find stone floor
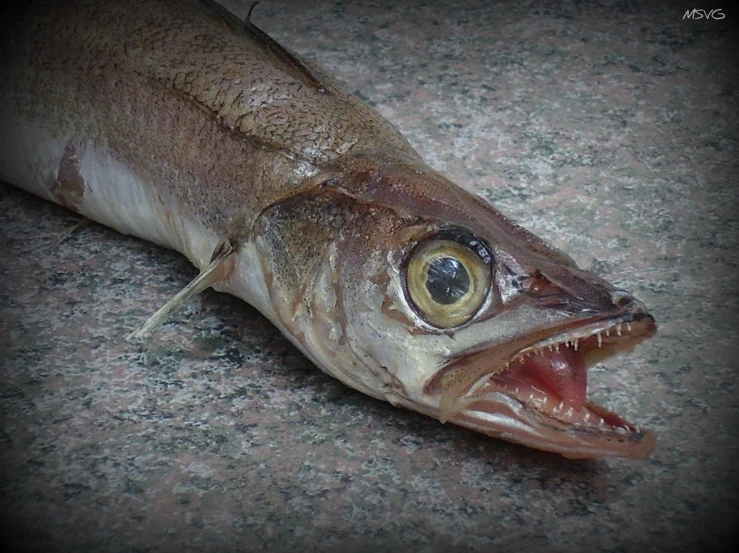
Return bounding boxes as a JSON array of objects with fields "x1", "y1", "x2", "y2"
[{"x1": 1, "y1": 0, "x2": 736, "y2": 551}]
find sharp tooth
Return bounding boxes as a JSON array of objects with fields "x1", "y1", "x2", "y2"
[
  {"x1": 597, "y1": 332, "x2": 602, "y2": 347},
  {"x1": 584, "y1": 412, "x2": 592, "y2": 424},
  {"x1": 555, "y1": 343, "x2": 560, "y2": 352},
  {"x1": 626, "y1": 322, "x2": 632, "y2": 332},
  {"x1": 616, "y1": 323, "x2": 622, "y2": 336},
  {"x1": 514, "y1": 387, "x2": 520, "y2": 395},
  {"x1": 574, "y1": 338, "x2": 579, "y2": 351},
  {"x1": 615, "y1": 426, "x2": 628, "y2": 435},
  {"x1": 556, "y1": 401, "x2": 564, "y2": 412},
  {"x1": 605, "y1": 327, "x2": 610, "y2": 337},
  {"x1": 565, "y1": 407, "x2": 574, "y2": 418}
]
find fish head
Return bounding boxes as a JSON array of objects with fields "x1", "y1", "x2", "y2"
[{"x1": 256, "y1": 153, "x2": 656, "y2": 459}]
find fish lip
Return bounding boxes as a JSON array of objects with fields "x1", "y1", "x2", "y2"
[{"x1": 429, "y1": 311, "x2": 657, "y2": 459}]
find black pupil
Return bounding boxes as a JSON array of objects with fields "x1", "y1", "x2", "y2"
[{"x1": 426, "y1": 256, "x2": 470, "y2": 305}]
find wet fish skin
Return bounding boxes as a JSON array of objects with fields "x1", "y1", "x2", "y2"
[{"x1": 0, "y1": 0, "x2": 656, "y2": 458}]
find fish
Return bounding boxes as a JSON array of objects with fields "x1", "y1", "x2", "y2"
[{"x1": 0, "y1": 0, "x2": 657, "y2": 459}]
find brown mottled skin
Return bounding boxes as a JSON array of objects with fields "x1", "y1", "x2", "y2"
[
  {"x1": 1, "y1": 0, "x2": 415, "y2": 238},
  {"x1": 0, "y1": 0, "x2": 657, "y2": 458}
]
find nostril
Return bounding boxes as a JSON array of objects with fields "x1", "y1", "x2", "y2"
[
  {"x1": 611, "y1": 290, "x2": 634, "y2": 308},
  {"x1": 611, "y1": 290, "x2": 650, "y2": 314}
]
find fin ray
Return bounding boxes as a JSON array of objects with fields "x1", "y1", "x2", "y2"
[{"x1": 127, "y1": 238, "x2": 237, "y2": 340}]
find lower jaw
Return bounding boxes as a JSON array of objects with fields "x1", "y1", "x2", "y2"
[{"x1": 451, "y1": 392, "x2": 656, "y2": 459}]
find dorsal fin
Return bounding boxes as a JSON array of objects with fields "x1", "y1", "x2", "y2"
[{"x1": 197, "y1": 0, "x2": 328, "y2": 93}]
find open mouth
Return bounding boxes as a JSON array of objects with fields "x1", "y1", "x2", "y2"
[{"x1": 431, "y1": 313, "x2": 657, "y2": 459}]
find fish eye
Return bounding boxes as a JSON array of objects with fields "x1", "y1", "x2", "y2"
[{"x1": 405, "y1": 230, "x2": 492, "y2": 328}]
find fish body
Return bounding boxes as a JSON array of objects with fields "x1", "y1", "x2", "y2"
[{"x1": 0, "y1": 0, "x2": 656, "y2": 458}]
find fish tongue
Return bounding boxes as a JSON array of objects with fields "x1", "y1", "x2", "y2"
[{"x1": 516, "y1": 347, "x2": 588, "y2": 410}]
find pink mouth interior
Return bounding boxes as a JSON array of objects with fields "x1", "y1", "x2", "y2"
[
  {"x1": 480, "y1": 342, "x2": 637, "y2": 430},
  {"x1": 444, "y1": 318, "x2": 658, "y2": 457},
  {"x1": 499, "y1": 347, "x2": 588, "y2": 409},
  {"x1": 437, "y1": 317, "x2": 657, "y2": 442}
]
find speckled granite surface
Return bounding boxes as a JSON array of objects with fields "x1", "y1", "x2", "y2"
[{"x1": 1, "y1": 1, "x2": 737, "y2": 552}]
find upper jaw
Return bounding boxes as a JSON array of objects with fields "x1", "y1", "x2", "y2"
[{"x1": 428, "y1": 310, "x2": 657, "y2": 459}]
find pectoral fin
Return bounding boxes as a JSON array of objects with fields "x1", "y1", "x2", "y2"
[
  {"x1": 127, "y1": 238, "x2": 237, "y2": 340},
  {"x1": 54, "y1": 218, "x2": 89, "y2": 247}
]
